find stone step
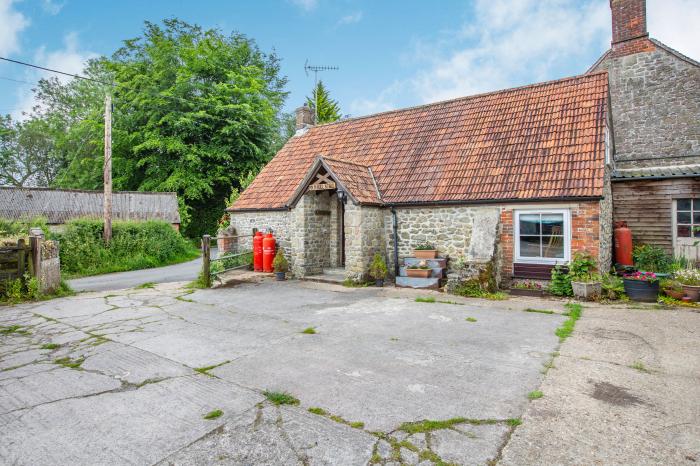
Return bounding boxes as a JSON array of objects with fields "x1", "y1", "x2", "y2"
[
  {"x1": 399, "y1": 266, "x2": 444, "y2": 279},
  {"x1": 403, "y1": 257, "x2": 447, "y2": 268},
  {"x1": 395, "y1": 276, "x2": 441, "y2": 289}
]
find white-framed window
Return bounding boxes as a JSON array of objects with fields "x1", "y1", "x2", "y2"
[
  {"x1": 514, "y1": 209, "x2": 571, "y2": 264},
  {"x1": 604, "y1": 125, "x2": 611, "y2": 165},
  {"x1": 674, "y1": 198, "x2": 700, "y2": 238}
]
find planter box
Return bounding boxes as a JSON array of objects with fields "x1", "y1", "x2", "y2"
[
  {"x1": 509, "y1": 288, "x2": 546, "y2": 297},
  {"x1": 571, "y1": 281, "x2": 602, "y2": 301},
  {"x1": 682, "y1": 285, "x2": 700, "y2": 301},
  {"x1": 413, "y1": 249, "x2": 438, "y2": 259},
  {"x1": 407, "y1": 268, "x2": 432, "y2": 278},
  {"x1": 623, "y1": 279, "x2": 659, "y2": 302}
]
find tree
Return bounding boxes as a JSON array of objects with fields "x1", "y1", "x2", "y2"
[
  {"x1": 0, "y1": 115, "x2": 61, "y2": 187},
  {"x1": 26, "y1": 19, "x2": 289, "y2": 237},
  {"x1": 306, "y1": 80, "x2": 341, "y2": 124}
]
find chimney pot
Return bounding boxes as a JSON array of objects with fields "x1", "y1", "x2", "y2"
[{"x1": 295, "y1": 103, "x2": 314, "y2": 130}]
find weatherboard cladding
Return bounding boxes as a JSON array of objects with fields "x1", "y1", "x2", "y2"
[
  {"x1": 231, "y1": 72, "x2": 608, "y2": 211},
  {"x1": 0, "y1": 187, "x2": 181, "y2": 224}
]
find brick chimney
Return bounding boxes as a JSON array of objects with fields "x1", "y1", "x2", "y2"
[
  {"x1": 295, "y1": 103, "x2": 314, "y2": 130},
  {"x1": 610, "y1": 0, "x2": 654, "y2": 56}
]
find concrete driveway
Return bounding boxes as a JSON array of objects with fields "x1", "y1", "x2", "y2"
[
  {"x1": 66, "y1": 250, "x2": 212, "y2": 292},
  {"x1": 0, "y1": 279, "x2": 565, "y2": 465}
]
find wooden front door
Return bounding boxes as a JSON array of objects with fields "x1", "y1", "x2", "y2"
[{"x1": 673, "y1": 198, "x2": 700, "y2": 260}]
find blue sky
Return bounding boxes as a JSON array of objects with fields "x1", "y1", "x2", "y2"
[{"x1": 1, "y1": 0, "x2": 699, "y2": 119}]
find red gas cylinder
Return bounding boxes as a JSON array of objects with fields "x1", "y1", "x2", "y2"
[
  {"x1": 614, "y1": 221, "x2": 633, "y2": 266},
  {"x1": 253, "y1": 231, "x2": 264, "y2": 272},
  {"x1": 262, "y1": 233, "x2": 276, "y2": 273}
]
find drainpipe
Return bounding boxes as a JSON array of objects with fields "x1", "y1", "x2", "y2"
[{"x1": 391, "y1": 207, "x2": 399, "y2": 278}]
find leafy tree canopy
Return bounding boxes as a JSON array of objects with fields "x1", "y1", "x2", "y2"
[
  {"x1": 8, "y1": 18, "x2": 289, "y2": 237},
  {"x1": 306, "y1": 80, "x2": 341, "y2": 124}
]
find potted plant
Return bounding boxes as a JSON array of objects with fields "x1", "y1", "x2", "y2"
[
  {"x1": 406, "y1": 260, "x2": 432, "y2": 278},
  {"x1": 369, "y1": 253, "x2": 388, "y2": 287},
  {"x1": 622, "y1": 271, "x2": 659, "y2": 302},
  {"x1": 272, "y1": 250, "x2": 288, "y2": 281},
  {"x1": 413, "y1": 242, "x2": 438, "y2": 259},
  {"x1": 673, "y1": 268, "x2": 700, "y2": 301},
  {"x1": 568, "y1": 252, "x2": 602, "y2": 300},
  {"x1": 660, "y1": 278, "x2": 685, "y2": 300}
]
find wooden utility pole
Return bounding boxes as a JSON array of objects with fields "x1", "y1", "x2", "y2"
[{"x1": 103, "y1": 93, "x2": 112, "y2": 243}]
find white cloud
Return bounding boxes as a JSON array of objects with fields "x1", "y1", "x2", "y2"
[
  {"x1": 648, "y1": 0, "x2": 700, "y2": 60},
  {"x1": 288, "y1": 0, "x2": 318, "y2": 12},
  {"x1": 0, "y1": 0, "x2": 30, "y2": 56},
  {"x1": 337, "y1": 11, "x2": 363, "y2": 26},
  {"x1": 352, "y1": 0, "x2": 610, "y2": 115},
  {"x1": 41, "y1": 0, "x2": 65, "y2": 15},
  {"x1": 12, "y1": 32, "x2": 98, "y2": 119}
]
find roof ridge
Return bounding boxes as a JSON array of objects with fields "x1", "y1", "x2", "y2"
[
  {"x1": 321, "y1": 156, "x2": 369, "y2": 168},
  {"x1": 0, "y1": 186, "x2": 178, "y2": 196},
  {"x1": 308, "y1": 71, "x2": 608, "y2": 130}
]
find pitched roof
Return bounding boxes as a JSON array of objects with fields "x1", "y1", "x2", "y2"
[
  {"x1": 587, "y1": 38, "x2": 700, "y2": 74},
  {"x1": 231, "y1": 72, "x2": 609, "y2": 211},
  {"x1": 0, "y1": 187, "x2": 181, "y2": 224}
]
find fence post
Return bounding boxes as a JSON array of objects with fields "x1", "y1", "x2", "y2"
[
  {"x1": 29, "y1": 228, "x2": 44, "y2": 282},
  {"x1": 17, "y1": 239, "x2": 26, "y2": 280},
  {"x1": 202, "y1": 234, "x2": 211, "y2": 288}
]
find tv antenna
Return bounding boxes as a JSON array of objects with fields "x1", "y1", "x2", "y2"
[{"x1": 304, "y1": 59, "x2": 338, "y2": 123}]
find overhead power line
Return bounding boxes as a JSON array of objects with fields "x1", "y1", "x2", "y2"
[
  {"x1": 0, "y1": 75, "x2": 36, "y2": 85},
  {"x1": 0, "y1": 56, "x2": 111, "y2": 85}
]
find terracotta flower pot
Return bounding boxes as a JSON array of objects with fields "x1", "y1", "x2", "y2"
[
  {"x1": 682, "y1": 285, "x2": 700, "y2": 301},
  {"x1": 664, "y1": 289, "x2": 685, "y2": 300},
  {"x1": 413, "y1": 249, "x2": 438, "y2": 259},
  {"x1": 407, "y1": 268, "x2": 432, "y2": 278}
]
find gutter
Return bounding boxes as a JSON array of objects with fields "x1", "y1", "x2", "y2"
[
  {"x1": 382, "y1": 195, "x2": 604, "y2": 208},
  {"x1": 226, "y1": 207, "x2": 290, "y2": 213}
]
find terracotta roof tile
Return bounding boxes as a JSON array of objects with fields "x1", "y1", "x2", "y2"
[{"x1": 231, "y1": 72, "x2": 608, "y2": 210}]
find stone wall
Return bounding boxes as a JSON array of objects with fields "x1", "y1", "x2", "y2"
[
  {"x1": 382, "y1": 206, "x2": 500, "y2": 275},
  {"x1": 289, "y1": 192, "x2": 333, "y2": 276},
  {"x1": 592, "y1": 45, "x2": 700, "y2": 168},
  {"x1": 345, "y1": 204, "x2": 385, "y2": 281},
  {"x1": 227, "y1": 209, "x2": 291, "y2": 265}
]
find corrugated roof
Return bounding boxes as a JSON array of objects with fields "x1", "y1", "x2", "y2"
[
  {"x1": 231, "y1": 72, "x2": 608, "y2": 210},
  {"x1": 0, "y1": 187, "x2": 181, "y2": 224},
  {"x1": 613, "y1": 164, "x2": 700, "y2": 180}
]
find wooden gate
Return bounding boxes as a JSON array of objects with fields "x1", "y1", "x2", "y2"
[{"x1": 0, "y1": 239, "x2": 31, "y2": 285}]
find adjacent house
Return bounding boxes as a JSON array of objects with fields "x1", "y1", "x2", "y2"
[
  {"x1": 0, "y1": 187, "x2": 181, "y2": 231},
  {"x1": 588, "y1": 0, "x2": 700, "y2": 260},
  {"x1": 227, "y1": 73, "x2": 612, "y2": 284}
]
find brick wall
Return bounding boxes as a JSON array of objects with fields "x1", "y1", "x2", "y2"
[
  {"x1": 499, "y1": 202, "x2": 607, "y2": 281},
  {"x1": 611, "y1": 0, "x2": 648, "y2": 46}
]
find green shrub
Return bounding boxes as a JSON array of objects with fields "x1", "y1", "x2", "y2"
[
  {"x1": 600, "y1": 273, "x2": 625, "y2": 300},
  {"x1": 55, "y1": 219, "x2": 199, "y2": 278},
  {"x1": 272, "y1": 250, "x2": 288, "y2": 273},
  {"x1": 368, "y1": 253, "x2": 387, "y2": 280},
  {"x1": 549, "y1": 265, "x2": 573, "y2": 296},
  {"x1": 632, "y1": 244, "x2": 672, "y2": 273},
  {"x1": 568, "y1": 251, "x2": 598, "y2": 281}
]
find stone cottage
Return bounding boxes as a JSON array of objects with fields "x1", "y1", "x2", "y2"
[
  {"x1": 227, "y1": 72, "x2": 613, "y2": 284},
  {"x1": 588, "y1": 0, "x2": 700, "y2": 260}
]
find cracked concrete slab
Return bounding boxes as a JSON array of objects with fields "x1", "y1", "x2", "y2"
[
  {"x1": 0, "y1": 376, "x2": 262, "y2": 465},
  {"x1": 500, "y1": 305, "x2": 700, "y2": 465},
  {"x1": 159, "y1": 404, "x2": 376, "y2": 465},
  {"x1": 1, "y1": 279, "x2": 575, "y2": 465}
]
